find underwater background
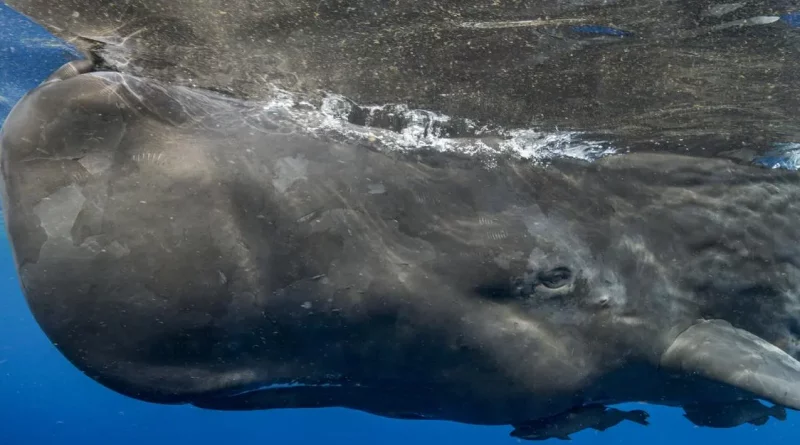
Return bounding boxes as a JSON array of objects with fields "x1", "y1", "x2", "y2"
[{"x1": 0, "y1": 3, "x2": 798, "y2": 444}]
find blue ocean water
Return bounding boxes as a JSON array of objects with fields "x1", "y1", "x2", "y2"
[{"x1": 0, "y1": 3, "x2": 797, "y2": 444}]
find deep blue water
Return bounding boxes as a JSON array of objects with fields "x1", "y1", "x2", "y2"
[{"x1": 0, "y1": 3, "x2": 798, "y2": 444}]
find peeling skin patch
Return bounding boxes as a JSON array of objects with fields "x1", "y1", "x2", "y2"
[
  {"x1": 78, "y1": 153, "x2": 112, "y2": 175},
  {"x1": 367, "y1": 183, "x2": 386, "y2": 195},
  {"x1": 704, "y1": 3, "x2": 746, "y2": 17},
  {"x1": 33, "y1": 185, "x2": 86, "y2": 239},
  {"x1": 272, "y1": 156, "x2": 309, "y2": 193}
]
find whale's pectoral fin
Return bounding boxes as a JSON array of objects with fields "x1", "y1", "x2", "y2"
[
  {"x1": 681, "y1": 400, "x2": 787, "y2": 428},
  {"x1": 43, "y1": 60, "x2": 95, "y2": 84},
  {"x1": 510, "y1": 404, "x2": 646, "y2": 441},
  {"x1": 661, "y1": 319, "x2": 800, "y2": 410},
  {"x1": 594, "y1": 408, "x2": 650, "y2": 430}
]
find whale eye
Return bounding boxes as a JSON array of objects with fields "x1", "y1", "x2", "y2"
[{"x1": 537, "y1": 266, "x2": 573, "y2": 289}]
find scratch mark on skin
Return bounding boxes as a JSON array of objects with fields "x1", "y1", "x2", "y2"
[
  {"x1": 131, "y1": 152, "x2": 168, "y2": 168},
  {"x1": 459, "y1": 18, "x2": 589, "y2": 30},
  {"x1": 76, "y1": 26, "x2": 146, "y2": 48}
]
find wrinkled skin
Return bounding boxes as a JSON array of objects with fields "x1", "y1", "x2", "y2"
[
  {"x1": 5, "y1": 0, "x2": 800, "y2": 437},
  {"x1": 3, "y1": 61, "x2": 800, "y2": 437}
]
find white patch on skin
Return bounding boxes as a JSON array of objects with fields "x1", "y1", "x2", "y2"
[
  {"x1": 31, "y1": 185, "x2": 107, "y2": 261},
  {"x1": 78, "y1": 153, "x2": 113, "y2": 175},
  {"x1": 615, "y1": 234, "x2": 677, "y2": 301},
  {"x1": 493, "y1": 251, "x2": 526, "y2": 270},
  {"x1": 33, "y1": 185, "x2": 86, "y2": 240},
  {"x1": 367, "y1": 183, "x2": 386, "y2": 194},
  {"x1": 704, "y1": 3, "x2": 746, "y2": 17},
  {"x1": 142, "y1": 135, "x2": 215, "y2": 182},
  {"x1": 272, "y1": 156, "x2": 309, "y2": 193},
  {"x1": 706, "y1": 16, "x2": 781, "y2": 33}
]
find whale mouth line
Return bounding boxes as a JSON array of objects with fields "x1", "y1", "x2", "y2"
[
  {"x1": 206, "y1": 377, "x2": 371, "y2": 400},
  {"x1": 224, "y1": 380, "x2": 358, "y2": 398}
]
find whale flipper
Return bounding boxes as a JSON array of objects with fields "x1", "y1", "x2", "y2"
[
  {"x1": 681, "y1": 400, "x2": 788, "y2": 428},
  {"x1": 661, "y1": 319, "x2": 800, "y2": 410},
  {"x1": 510, "y1": 405, "x2": 650, "y2": 441}
]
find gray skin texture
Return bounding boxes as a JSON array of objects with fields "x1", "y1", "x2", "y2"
[
  {"x1": 4, "y1": 61, "x2": 800, "y2": 436},
  {"x1": 4, "y1": 0, "x2": 800, "y2": 156}
]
